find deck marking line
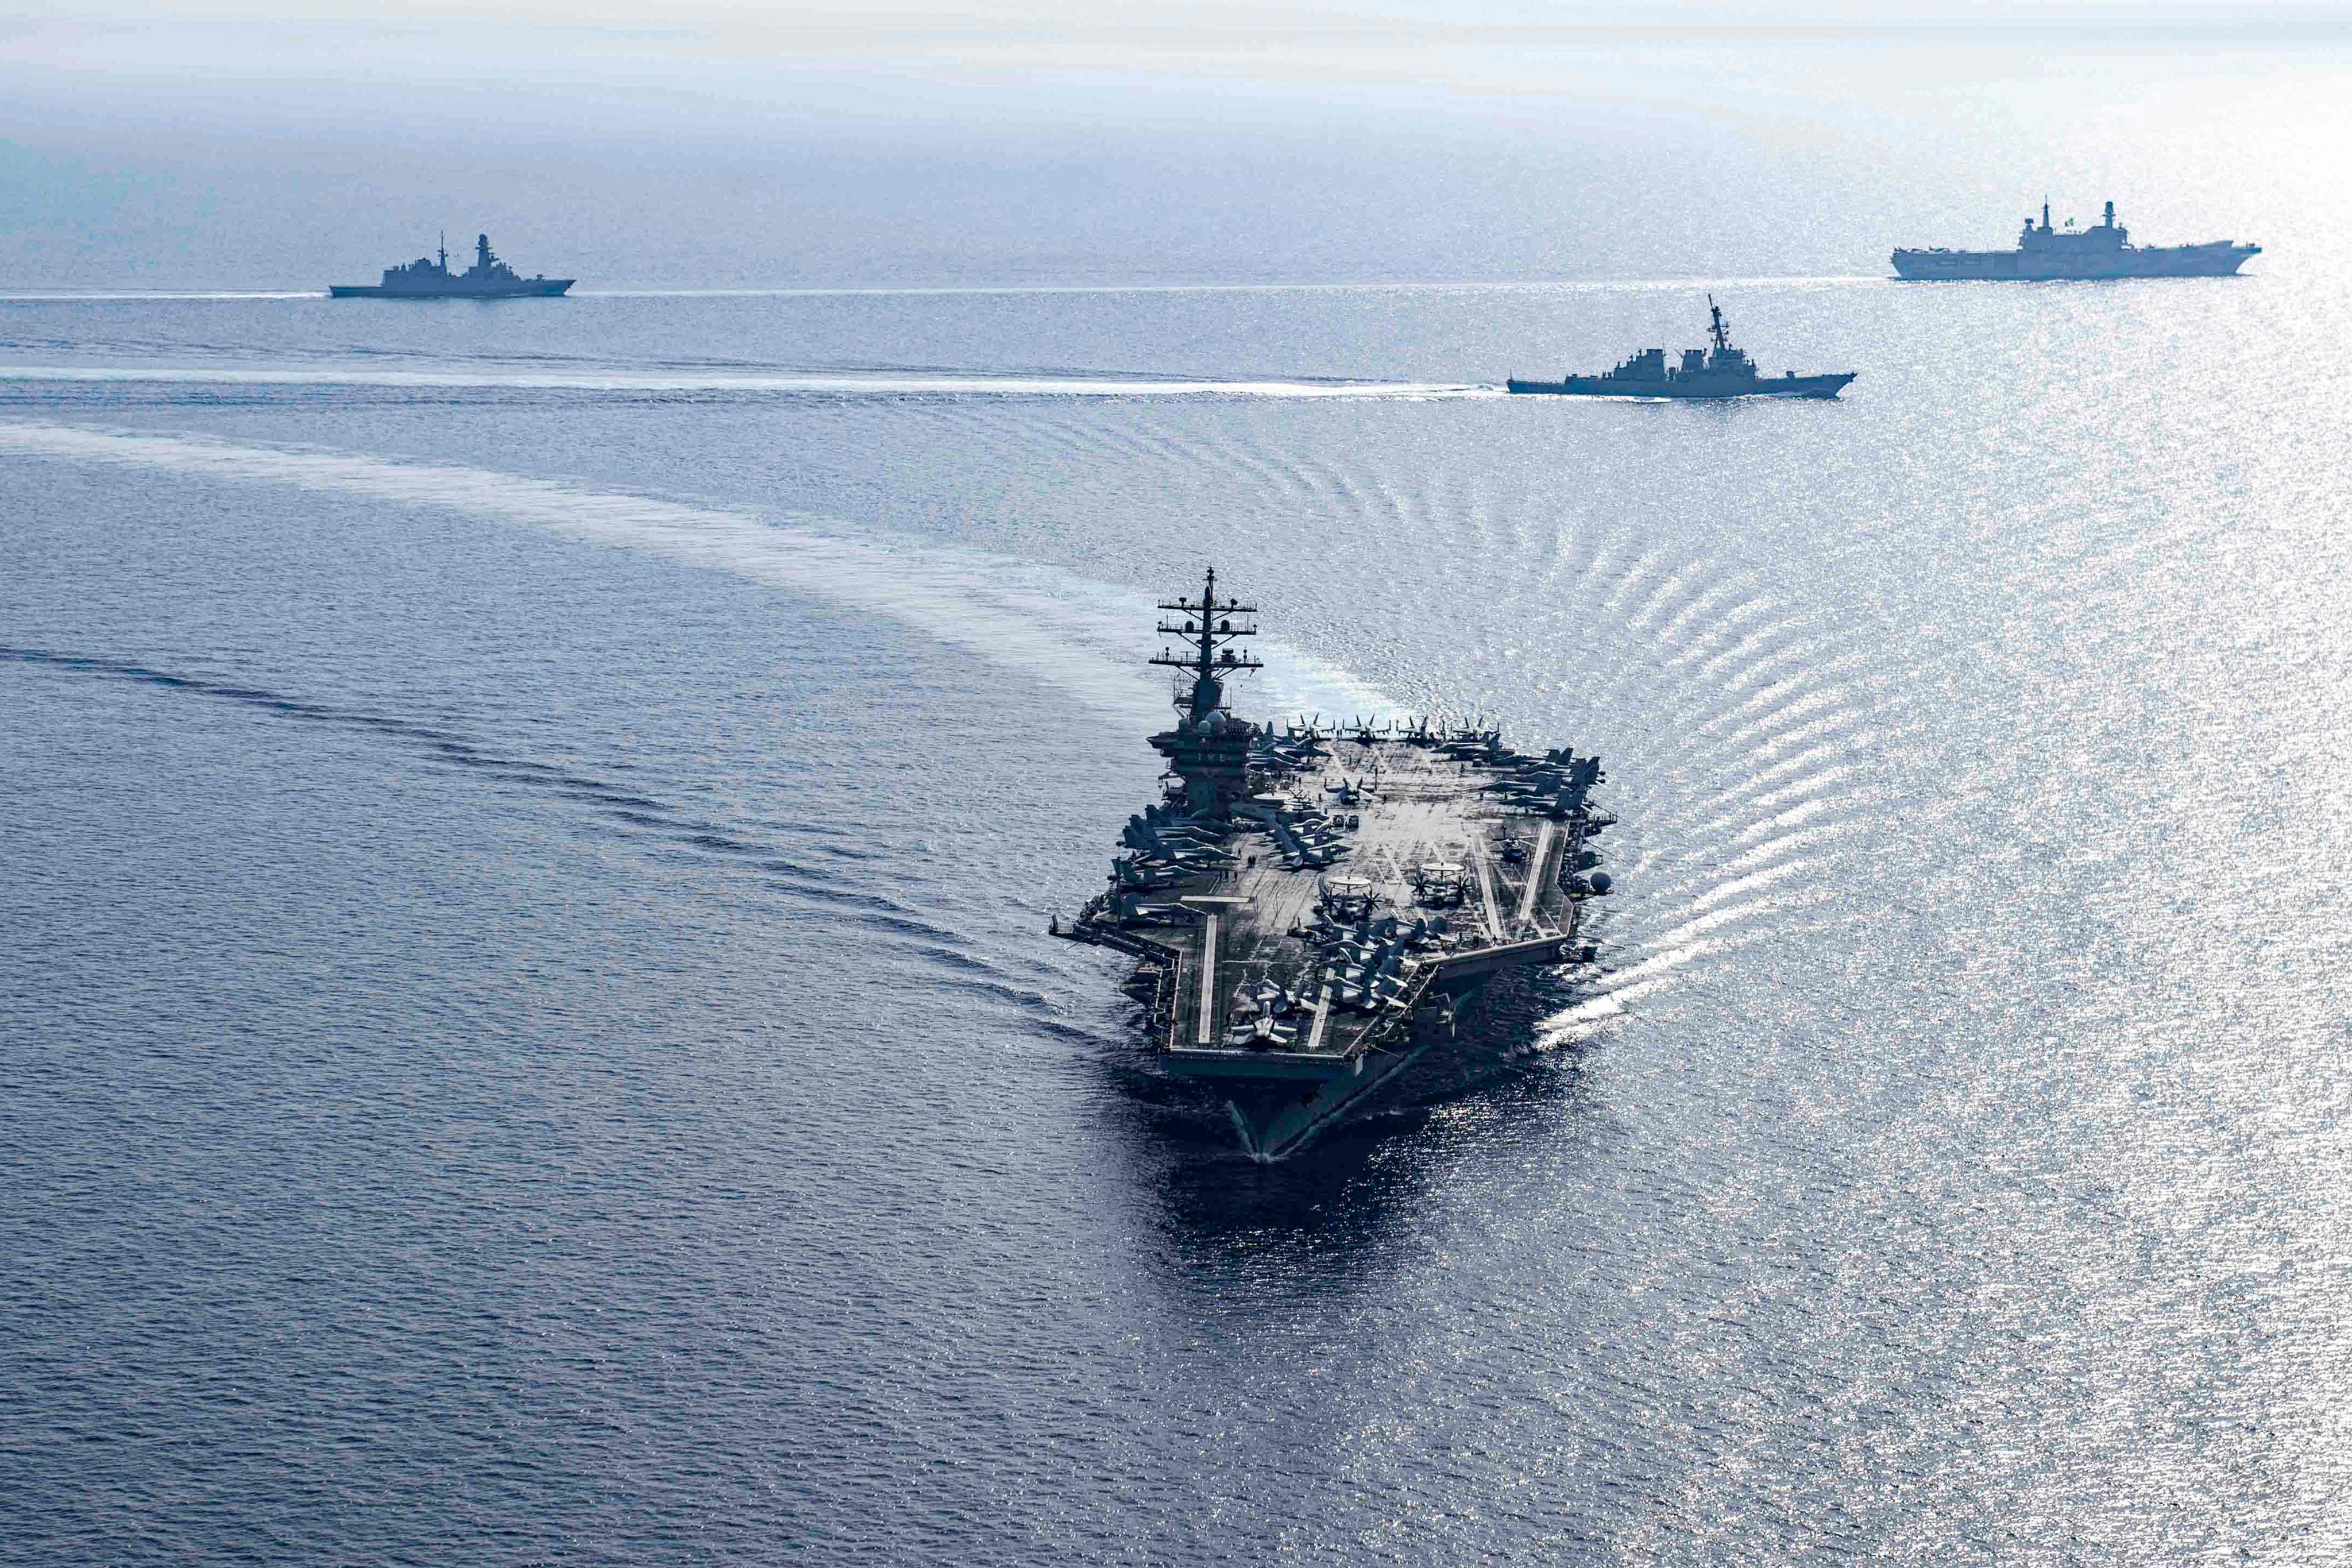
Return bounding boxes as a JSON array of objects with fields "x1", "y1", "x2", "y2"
[
  {"x1": 1196, "y1": 914, "x2": 1221, "y2": 1045},
  {"x1": 1516, "y1": 820, "x2": 1557, "y2": 929}
]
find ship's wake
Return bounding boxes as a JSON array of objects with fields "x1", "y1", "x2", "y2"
[
  {"x1": 0, "y1": 364, "x2": 1495, "y2": 400},
  {"x1": 0, "y1": 645, "x2": 1075, "y2": 1014},
  {"x1": 0, "y1": 421, "x2": 1384, "y2": 727},
  {"x1": 0, "y1": 419, "x2": 1396, "y2": 1045},
  {"x1": 4, "y1": 405, "x2": 1898, "y2": 1129},
  {"x1": 938, "y1": 400, "x2": 1899, "y2": 1072}
]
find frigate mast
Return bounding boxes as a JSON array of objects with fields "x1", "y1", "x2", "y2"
[{"x1": 1146, "y1": 568, "x2": 1263, "y2": 818}]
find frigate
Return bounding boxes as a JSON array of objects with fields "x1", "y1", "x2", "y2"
[
  {"x1": 330, "y1": 233, "x2": 574, "y2": 298},
  {"x1": 1892, "y1": 200, "x2": 2259, "y2": 280},
  {"x1": 1508, "y1": 297, "x2": 1854, "y2": 400},
  {"x1": 1054, "y1": 571, "x2": 1617, "y2": 1160}
]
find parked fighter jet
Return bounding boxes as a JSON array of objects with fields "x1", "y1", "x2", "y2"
[
  {"x1": 1476, "y1": 750, "x2": 1612, "y2": 819},
  {"x1": 1435, "y1": 721, "x2": 1509, "y2": 764},
  {"x1": 1121, "y1": 812, "x2": 1238, "y2": 866},
  {"x1": 1104, "y1": 887, "x2": 1192, "y2": 923},
  {"x1": 1251, "y1": 727, "x2": 1330, "y2": 774},
  {"x1": 1235, "y1": 797, "x2": 1349, "y2": 868}
]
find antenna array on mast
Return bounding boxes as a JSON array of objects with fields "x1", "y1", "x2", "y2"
[{"x1": 1149, "y1": 566, "x2": 1263, "y2": 721}]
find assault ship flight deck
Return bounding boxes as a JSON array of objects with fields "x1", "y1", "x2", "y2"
[
  {"x1": 1892, "y1": 200, "x2": 2258, "y2": 280},
  {"x1": 1056, "y1": 571, "x2": 1617, "y2": 1159},
  {"x1": 1509, "y1": 297, "x2": 1853, "y2": 401}
]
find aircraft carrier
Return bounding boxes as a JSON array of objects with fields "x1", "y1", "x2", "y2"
[
  {"x1": 330, "y1": 233, "x2": 574, "y2": 298},
  {"x1": 1892, "y1": 200, "x2": 2259, "y2": 280},
  {"x1": 1508, "y1": 296, "x2": 1854, "y2": 400},
  {"x1": 1055, "y1": 571, "x2": 1617, "y2": 1160}
]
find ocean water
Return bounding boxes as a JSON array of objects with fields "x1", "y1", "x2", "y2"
[{"x1": 8, "y1": 250, "x2": 2352, "y2": 1558}]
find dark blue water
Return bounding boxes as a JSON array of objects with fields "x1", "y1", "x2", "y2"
[{"x1": 7, "y1": 260, "x2": 2352, "y2": 1562}]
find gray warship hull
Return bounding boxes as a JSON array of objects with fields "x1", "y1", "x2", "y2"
[
  {"x1": 1057, "y1": 571, "x2": 1616, "y2": 1161},
  {"x1": 329, "y1": 279, "x2": 573, "y2": 298},
  {"x1": 1893, "y1": 200, "x2": 2258, "y2": 280},
  {"x1": 1507, "y1": 371, "x2": 1854, "y2": 400},
  {"x1": 1510, "y1": 296, "x2": 1853, "y2": 404},
  {"x1": 1891, "y1": 242, "x2": 2256, "y2": 280},
  {"x1": 331, "y1": 233, "x2": 573, "y2": 299}
]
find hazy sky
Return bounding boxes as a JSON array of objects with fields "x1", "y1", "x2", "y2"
[
  {"x1": 13, "y1": 2, "x2": 2352, "y2": 84},
  {"x1": 1, "y1": 3, "x2": 2343, "y2": 285}
]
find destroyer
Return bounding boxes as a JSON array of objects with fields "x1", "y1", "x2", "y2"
[
  {"x1": 1892, "y1": 200, "x2": 2258, "y2": 280},
  {"x1": 330, "y1": 233, "x2": 573, "y2": 298},
  {"x1": 1508, "y1": 297, "x2": 1853, "y2": 400},
  {"x1": 1054, "y1": 571, "x2": 1618, "y2": 1160}
]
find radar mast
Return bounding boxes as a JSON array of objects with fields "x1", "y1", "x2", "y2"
[
  {"x1": 1150, "y1": 566, "x2": 1262, "y2": 726},
  {"x1": 1146, "y1": 567, "x2": 1263, "y2": 818},
  {"x1": 1706, "y1": 295, "x2": 1733, "y2": 354}
]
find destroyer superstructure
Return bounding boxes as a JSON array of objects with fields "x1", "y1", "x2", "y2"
[
  {"x1": 1508, "y1": 297, "x2": 1853, "y2": 400},
  {"x1": 1892, "y1": 200, "x2": 2258, "y2": 280},
  {"x1": 330, "y1": 233, "x2": 574, "y2": 298},
  {"x1": 1055, "y1": 571, "x2": 1618, "y2": 1159}
]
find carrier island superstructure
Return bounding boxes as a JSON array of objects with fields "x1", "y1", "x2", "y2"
[{"x1": 1055, "y1": 571, "x2": 1617, "y2": 1159}]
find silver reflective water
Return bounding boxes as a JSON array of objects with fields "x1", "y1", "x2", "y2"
[{"x1": 5, "y1": 271, "x2": 2351, "y2": 1562}]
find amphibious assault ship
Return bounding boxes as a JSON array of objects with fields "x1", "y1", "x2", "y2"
[
  {"x1": 1508, "y1": 297, "x2": 1854, "y2": 400},
  {"x1": 1055, "y1": 571, "x2": 1617, "y2": 1160},
  {"x1": 1892, "y1": 200, "x2": 2259, "y2": 280},
  {"x1": 330, "y1": 233, "x2": 574, "y2": 298}
]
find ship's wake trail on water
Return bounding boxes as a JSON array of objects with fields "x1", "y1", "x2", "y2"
[
  {"x1": 0, "y1": 421, "x2": 1385, "y2": 730},
  {"x1": 0, "y1": 420, "x2": 1422, "y2": 1072},
  {"x1": 1489, "y1": 556, "x2": 1891, "y2": 1052},
  {"x1": 909, "y1": 397, "x2": 1902, "y2": 1057},
  {"x1": 1528, "y1": 601, "x2": 1889, "y2": 1052},
  {"x1": 0, "y1": 365, "x2": 1496, "y2": 400},
  {"x1": 0, "y1": 646, "x2": 1084, "y2": 1016},
  {"x1": 1, "y1": 408, "x2": 1893, "y2": 1072}
]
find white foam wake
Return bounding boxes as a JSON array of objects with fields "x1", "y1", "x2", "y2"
[
  {"x1": 0, "y1": 292, "x2": 327, "y2": 303},
  {"x1": 0, "y1": 421, "x2": 1394, "y2": 722},
  {"x1": 0, "y1": 364, "x2": 1493, "y2": 400}
]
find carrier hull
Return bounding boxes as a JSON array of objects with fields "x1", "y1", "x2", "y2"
[
  {"x1": 1188, "y1": 962, "x2": 1545, "y2": 1159},
  {"x1": 1221, "y1": 1036, "x2": 1439, "y2": 1160},
  {"x1": 1057, "y1": 577, "x2": 1617, "y2": 1161},
  {"x1": 1094, "y1": 747, "x2": 1611, "y2": 1163}
]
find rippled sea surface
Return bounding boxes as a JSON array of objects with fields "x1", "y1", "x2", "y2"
[{"x1": 6, "y1": 272, "x2": 2352, "y2": 1562}]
